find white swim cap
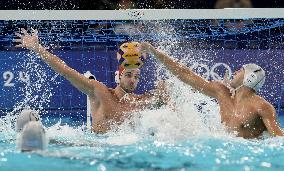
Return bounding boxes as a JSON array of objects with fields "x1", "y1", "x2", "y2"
[
  {"x1": 243, "y1": 64, "x2": 265, "y2": 91},
  {"x1": 16, "y1": 109, "x2": 40, "y2": 132},
  {"x1": 16, "y1": 121, "x2": 48, "y2": 151}
]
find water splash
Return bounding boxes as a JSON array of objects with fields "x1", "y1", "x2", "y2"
[{"x1": 0, "y1": 51, "x2": 54, "y2": 132}]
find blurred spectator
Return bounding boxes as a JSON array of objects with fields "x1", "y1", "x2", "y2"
[
  {"x1": 0, "y1": 0, "x2": 283, "y2": 9},
  {"x1": 79, "y1": 0, "x2": 119, "y2": 10},
  {"x1": 0, "y1": 0, "x2": 79, "y2": 9},
  {"x1": 215, "y1": 0, "x2": 252, "y2": 8},
  {"x1": 136, "y1": 0, "x2": 216, "y2": 9},
  {"x1": 118, "y1": 0, "x2": 137, "y2": 9},
  {"x1": 252, "y1": 0, "x2": 284, "y2": 8}
]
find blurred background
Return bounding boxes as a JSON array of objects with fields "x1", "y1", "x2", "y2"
[{"x1": 0, "y1": 0, "x2": 283, "y2": 10}]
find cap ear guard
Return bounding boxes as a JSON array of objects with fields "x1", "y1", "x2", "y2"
[
  {"x1": 249, "y1": 73, "x2": 266, "y2": 90},
  {"x1": 243, "y1": 64, "x2": 266, "y2": 91},
  {"x1": 115, "y1": 70, "x2": 120, "y2": 84},
  {"x1": 244, "y1": 72, "x2": 258, "y2": 84}
]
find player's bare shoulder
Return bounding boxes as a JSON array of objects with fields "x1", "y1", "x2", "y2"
[
  {"x1": 254, "y1": 95, "x2": 271, "y2": 107},
  {"x1": 90, "y1": 80, "x2": 113, "y2": 98},
  {"x1": 254, "y1": 95, "x2": 275, "y2": 117},
  {"x1": 211, "y1": 80, "x2": 231, "y2": 97}
]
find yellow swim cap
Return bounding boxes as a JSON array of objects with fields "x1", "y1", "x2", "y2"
[{"x1": 117, "y1": 42, "x2": 146, "y2": 69}]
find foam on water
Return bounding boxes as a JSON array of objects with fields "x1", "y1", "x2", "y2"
[{"x1": 102, "y1": 76, "x2": 231, "y2": 143}]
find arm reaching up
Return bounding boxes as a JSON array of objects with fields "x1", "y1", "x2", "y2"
[
  {"x1": 14, "y1": 28, "x2": 104, "y2": 97},
  {"x1": 141, "y1": 42, "x2": 222, "y2": 98}
]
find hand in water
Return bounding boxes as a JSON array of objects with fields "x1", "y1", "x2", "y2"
[{"x1": 14, "y1": 28, "x2": 40, "y2": 51}]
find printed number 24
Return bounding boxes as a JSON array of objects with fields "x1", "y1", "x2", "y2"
[{"x1": 3, "y1": 71, "x2": 29, "y2": 87}]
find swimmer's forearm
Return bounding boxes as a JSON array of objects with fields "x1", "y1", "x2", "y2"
[
  {"x1": 148, "y1": 45, "x2": 219, "y2": 97},
  {"x1": 33, "y1": 45, "x2": 96, "y2": 95},
  {"x1": 34, "y1": 45, "x2": 69, "y2": 76},
  {"x1": 150, "y1": 48, "x2": 195, "y2": 81},
  {"x1": 149, "y1": 47, "x2": 209, "y2": 88}
]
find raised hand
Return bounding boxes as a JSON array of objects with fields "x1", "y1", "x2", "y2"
[
  {"x1": 140, "y1": 42, "x2": 154, "y2": 54},
  {"x1": 13, "y1": 28, "x2": 40, "y2": 51}
]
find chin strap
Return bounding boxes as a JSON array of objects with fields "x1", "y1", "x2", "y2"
[
  {"x1": 118, "y1": 86, "x2": 129, "y2": 102},
  {"x1": 223, "y1": 70, "x2": 245, "y2": 98},
  {"x1": 229, "y1": 84, "x2": 244, "y2": 98},
  {"x1": 119, "y1": 93, "x2": 130, "y2": 102}
]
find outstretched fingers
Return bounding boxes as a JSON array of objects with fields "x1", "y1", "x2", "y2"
[
  {"x1": 13, "y1": 38, "x2": 22, "y2": 43},
  {"x1": 15, "y1": 44, "x2": 23, "y2": 48},
  {"x1": 21, "y1": 28, "x2": 28, "y2": 35},
  {"x1": 140, "y1": 42, "x2": 153, "y2": 54},
  {"x1": 31, "y1": 28, "x2": 38, "y2": 36},
  {"x1": 15, "y1": 32, "x2": 22, "y2": 38}
]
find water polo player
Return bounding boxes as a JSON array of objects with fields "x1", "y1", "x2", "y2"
[
  {"x1": 14, "y1": 29, "x2": 169, "y2": 133},
  {"x1": 141, "y1": 42, "x2": 284, "y2": 139}
]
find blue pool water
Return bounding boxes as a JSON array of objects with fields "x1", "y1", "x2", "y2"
[{"x1": 1, "y1": 115, "x2": 284, "y2": 171}]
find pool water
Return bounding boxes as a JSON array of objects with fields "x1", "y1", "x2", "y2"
[{"x1": 0, "y1": 114, "x2": 284, "y2": 171}]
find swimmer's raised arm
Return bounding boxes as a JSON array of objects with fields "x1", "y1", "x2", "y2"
[
  {"x1": 141, "y1": 42, "x2": 221, "y2": 98},
  {"x1": 258, "y1": 102, "x2": 284, "y2": 136},
  {"x1": 14, "y1": 28, "x2": 103, "y2": 97}
]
